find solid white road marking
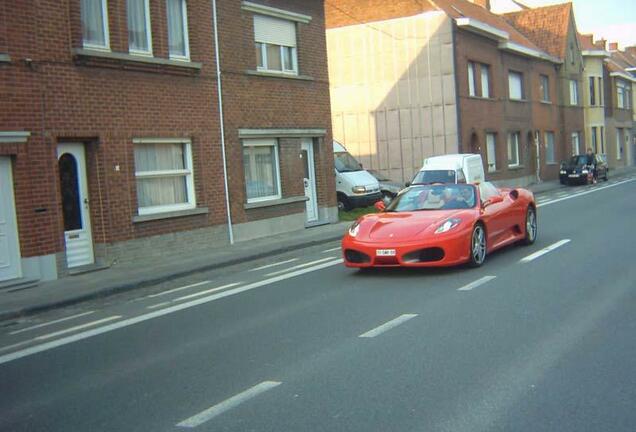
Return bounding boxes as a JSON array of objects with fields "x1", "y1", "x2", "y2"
[
  {"x1": 0, "y1": 259, "x2": 343, "y2": 365},
  {"x1": 147, "y1": 302, "x2": 170, "y2": 310},
  {"x1": 537, "y1": 178, "x2": 635, "y2": 208},
  {"x1": 249, "y1": 258, "x2": 298, "y2": 272},
  {"x1": 359, "y1": 314, "x2": 418, "y2": 338},
  {"x1": 34, "y1": 316, "x2": 122, "y2": 341},
  {"x1": 520, "y1": 239, "x2": 571, "y2": 263},
  {"x1": 176, "y1": 381, "x2": 282, "y2": 428},
  {"x1": 174, "y1": 282, "x2": 242, "y2": 301},
  {"x1": 9, "y1": 311, "x2": 95, "y2": 335},
  {"x1": 147, "y1": 281, "x2": 211, "y2": 298},
  {"x1": 457, "y1": 275, "x2": 497, "y2": 291},
  {"x1": 321, "y1": 246, "x2": 341, "y2": 253},
  {"x1": 266, "y1": 257, "x2": 337, "y2": 277},
  {"x1": 0, "y1": 340, "x2": 33, "y2": 353}
]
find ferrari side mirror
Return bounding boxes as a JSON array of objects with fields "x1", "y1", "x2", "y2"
[{"x1": 374, "y1": 201, "x2": 386, "y2": 212}]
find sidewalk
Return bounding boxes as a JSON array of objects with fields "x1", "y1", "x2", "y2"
[{"x1": 0, "y1": 222, "x2": 350, "y2": 322}]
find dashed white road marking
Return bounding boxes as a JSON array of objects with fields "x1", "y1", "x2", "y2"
[
  {"x1": 359, "y1": 314, "x2": 418, "y2": 338},
  {"x1": 321, "y1": 246, "x2": 341, "y2": 253},
  {"x1": 249, "y1": 258, "x2": 298, "y2": 272},
  {"x1": 520, "y1": 239, "x2": 571, "y2": 263},
  {"x1": 457, "y1": 276, "x2": 497, "y2": 291},
  {"x1": 148, "y1": 281, "x2": 211, "y2": 298},
  {"x1": 176, "y1": 381, "x2": 282, "y2": 428},
  {"x1": 147, "y1": 302, "x2": 170, "y2": 310},
  {"x1": 9, "y1": 311, "x2": 95, "y2": 335},
  {"x1": 35, "y1": 316, "x2": 122, "y2": 341},
  {"x1": 174, "y1": 282, "x2": 242, "y2": 301},
  {"x1": 0, "y1": 259, "x2": 343, "y2": 365},
  {"x1": 266, "y1": 257, "x2": 337, "y2": 277},
  {"x1": 537, "y1": 178, "x2": 635, "y2": 208}
]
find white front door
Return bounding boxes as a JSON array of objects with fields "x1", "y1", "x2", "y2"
[
  {"x1": 57, "y1": 144, "x2": 95, "y2": 268},
  {"x1": 301, "y1": 139, "x2": 318, "y2": 223},
  {"x1": 0, "y1": 157, "x2": 22, "y2": 282}
]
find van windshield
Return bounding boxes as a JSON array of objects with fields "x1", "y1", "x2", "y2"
[
  {"x1": 412, "y1": 170, "x2": 456, "y2": 184},
  {"x1": 334, "y1": 152, "x2": 363, "y2": 172}
]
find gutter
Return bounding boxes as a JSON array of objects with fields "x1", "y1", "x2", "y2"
[{"x1": 212, "y1": 0, "x2": 235, "y2": 244}]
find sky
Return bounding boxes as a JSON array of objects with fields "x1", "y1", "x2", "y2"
[{"x1": 490, "y1": 0, "x2": 636, "y2": 49}]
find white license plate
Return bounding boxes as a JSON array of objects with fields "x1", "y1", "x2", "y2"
[
  {"x1": 568, "y1": 174, "x2": 579, "y2": 178},
  {"x1": 376, "y1": 249, "x2": 396, "y2": 256}
]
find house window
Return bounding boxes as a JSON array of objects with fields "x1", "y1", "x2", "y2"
[
  {"x1": 569, "y1": 80, "x2": 579, "y2": 105},
  {"x1": 134, "y1": 140, "x2": 196, "y2": 215},
  {"x1": 540, "y1": 75, "x2": 550, "y2": 102},
  {"x1": 600, "y1": 126, "x2": 605, "y2": 153},
  {"x1": 508, "y1": 71, "x2": 523, "y2": 100},
  {"x1": 167, "y1": 0, "x2": 190, "y2": 60},
  {"x1": 507, "y1": 132, "x2": 520, "y2": 167},
  {"x1": 127, "y1": 0, "x2": 152, "y2": 55},
  {"x1": 254, "y1": 15, "x2": 298, "y2": 74},
  {"x1": 243, "y1": 139, "x2": 281, "y2": 202},
  {"x1": 481, "y1": 64, "x2": 490, "y2": 98},
  {"x1": 616, "y1": 128, "x2": 623, "y2": 160},
  {"x1": 598, "y1": 77, "x2": 604, "y2": 105},
  {"x1": 468, "y1": 62, "x2": 476, "y2": 97},
  {"x1": 589, "y1": 77, "x2": 596, "y2": 106},
  {"x1": 571, "y1": 132, "x2": 580, "y2": 155},
  {"x1": 81, "y1": 0, "x2": 110, "y2": 49},
  {"x1": 545, "y1": 131, "x2": 555, "y2": 164},
  {"x1": 486, "y1": 133, "x2": 496, "y2": 172},
  {"x1": 617, "y1": 81, "x2": 626, "y2": 108},
  {"x1": 591, "y1": 126, "x2": 598, "y2": 152}
]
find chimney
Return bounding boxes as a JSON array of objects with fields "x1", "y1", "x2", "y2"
[
  {"x1": 468, "y1": 0, "x2": 491, "y2": 11},
  {"x1": 582, "y1": 34, "x2": 593, "y2": 47},
  {"x1": 625, "y1": 46, "x2": 636, "y2": 57},
  {"x1": 595, "y1": 38, "x2": 607, "y2": 50},
  {"x1": 609, "y1": 42, "x2": 619, "y2": 51}
]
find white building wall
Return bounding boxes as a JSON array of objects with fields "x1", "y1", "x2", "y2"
[{"x1": 327, "y1": 12, "x2": 459, "y2": 183}]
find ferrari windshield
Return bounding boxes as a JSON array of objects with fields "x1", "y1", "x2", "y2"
[{"x1": 386, "y1": 184, "x2": 477, "y2": 212}]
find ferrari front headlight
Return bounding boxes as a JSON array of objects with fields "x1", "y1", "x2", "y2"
[
  {"x1": 435, "y1": 218, "x2": 461, "y2": 234},
  {"x1": 348, "y1": 220, "x2": 361, "y2": 237}
]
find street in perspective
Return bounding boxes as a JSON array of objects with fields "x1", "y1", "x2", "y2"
[{"x1": 2, "y1": 0, "x2": 636, "y2": 431}]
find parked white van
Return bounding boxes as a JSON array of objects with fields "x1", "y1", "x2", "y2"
[
  {"x1": 333, "y1": 141, "x2": 381, "y2": 210},
  {"x1": 410, "y1": 154, "x2": 485, "y2": 185}
]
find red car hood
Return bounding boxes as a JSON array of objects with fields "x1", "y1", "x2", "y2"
[{"x1": 358, "y1": 209, "x2": 474, "y2": 241}]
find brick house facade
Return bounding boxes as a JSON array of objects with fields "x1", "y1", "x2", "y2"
[{"x1": 0, "y1": 0, "x2": 335, "y2": 284}]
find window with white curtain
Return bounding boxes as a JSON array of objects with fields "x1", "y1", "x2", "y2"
[
  {"x1": 545, "y1": 131, "x2": 555, "y2": 164},
  {"x1": 617, "y1": 81, "x2": 627, "y2": 109},
  {"x1": 616, "y1": 128, "x2": 623, "y2": 160},
  {"x1": 127, "y1": 0, "x2": 152, "y2": 55},
  {"x1": 167, "y1": 0, "x2": 189, "y2": 60},
  {"x1": 467, "y1": 62, "x2": 476, "y2": 97},
  {"x1": 243, "y1": 139, "x2": 281, "y2": 202},
  {"x1": 254, "y1": 15, "x2": 298, "y2": 74},
  {"x1": 507, "y1": 132, "x2": 520, "y2": 167},
  {"x1": 508, "y1": 71, "x2": 523, "y2": 100},
  {"x1": 571, "y1": 132, "x2": 580, "y2": 155},
  {"x1": 134, "y1": 140, "x2": 195, "y2": 215},
  {"x1": 481, "y1": 64, "x2": 490, "y2": 98},
  {"x1": 486, "y1": 133, "x2": 496, "y2": 172},
  {"x1": 569, "y1": 79, "x2": 579, "y2": 105},
  {"x1": 81, "y1": 0, "x2": 110, "y2": 49},
  {"x1": 540, "y1": 75, "x2": 550, "y2": 102}
]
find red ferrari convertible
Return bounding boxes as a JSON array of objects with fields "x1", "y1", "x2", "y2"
[{"x1": 341, "y1": 182, "x2": 537, "y2": 268}]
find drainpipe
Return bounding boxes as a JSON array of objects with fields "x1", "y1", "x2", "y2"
[
  {"x1": 534, "y1": 130, "x2": 541, "y2": 183},
  {"x1": 212, "y1": 0, "x2": 234, "y2": 244}
]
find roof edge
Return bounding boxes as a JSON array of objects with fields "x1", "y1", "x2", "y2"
[
  {"x1": 456, "y1": 17, "x2": 509, "y2": 41},
  {"x1": 498, "y1": 41, "x2": 562, "y2": 64}
]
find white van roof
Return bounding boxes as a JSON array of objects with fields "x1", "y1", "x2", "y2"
[
  {"x1": 422, "y1": 154, "x2": 480, "y2": 170},
  {"x1": 333, "y1": 140, "x2": 347, "y2": 153}
]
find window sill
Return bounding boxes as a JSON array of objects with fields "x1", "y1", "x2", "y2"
[
  {"x1": 540, "y1": 100, "x2": 552, "y2": 105},
  {"x1": 72, "y1": 48, "x2": 202, "y2": 75},
  {"x1": 508, "y1": 98, "x2": 528, "y2": 103},
  {"x1": 0, "y1": 53, "x2": 10, "y2": 63},
  {"x1": 468, "y1": 95, "x2": 495, "y2": 101},
  {"x1": 244, "y1": 195, "x2": 308, "y2": 210},
  {"x1": 133, "y1": 207, "x2": 208, "y2": 223},
  {"x1": 546, "y1": 162, "x2": 558, "y2": 166},
  {"x1": 507, "y1": 165, "x2": 525, "y2": 171},
  {"x1": 245, "y1": 70, "x2": 314, "y2": 81}
]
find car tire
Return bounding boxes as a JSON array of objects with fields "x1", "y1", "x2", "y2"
[
  {"x1": 522, "y1": 206, "x2": 537, "y2": 246},
  {"x1": 337, "y1": 193, "x2": 352, "y2": 211},
  {"x1": 468, "y1": 223, "x2": 487, "y2": 268}
]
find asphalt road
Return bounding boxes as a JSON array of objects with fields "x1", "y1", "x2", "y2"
[{"x1": 1, "y1": 176, "x2": 635, "y2": 432}]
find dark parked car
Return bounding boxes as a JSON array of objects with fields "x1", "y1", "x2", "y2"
[
  {"x1": 367, "y1": 169, "x2": 403, "y2": 205},
  {"x1": 559, "y1": 154, "x2": 608, "y2": 185}
]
